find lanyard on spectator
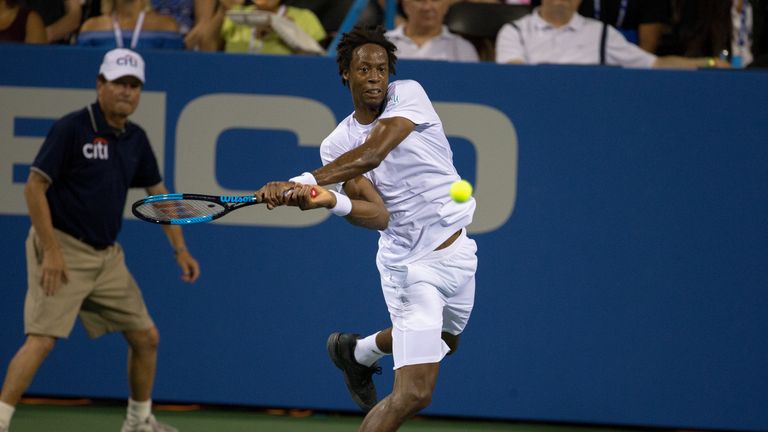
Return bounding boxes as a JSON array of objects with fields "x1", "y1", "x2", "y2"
[
  {"x1": 731, "y1": 0, "x2": 749, "y2": 67},
  {"x1": 737, "y1": 1, "x2": 748, "y2": 51},
  {"x1": 112, "y1": 10, "x2": 145, "y2": 49},
  {"x1": 593, "y1": 0, "x2": 628, "y2": 28}
]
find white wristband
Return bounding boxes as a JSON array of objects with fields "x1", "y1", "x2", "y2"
[
  {"x1": 288, "y1": 172, "x2": 317, "y2": 185},
  {"x1": 329, "y1": 191, "x2": 352, "y2": 216}
]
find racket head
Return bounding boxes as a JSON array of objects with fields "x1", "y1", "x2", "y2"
[{"x1": 132, "y1": 193, "x2": 248, "y2": 225}]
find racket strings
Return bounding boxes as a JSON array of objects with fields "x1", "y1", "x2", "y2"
[{"x1": 135, "y1": 199, "x2": 225, "y2": 222}]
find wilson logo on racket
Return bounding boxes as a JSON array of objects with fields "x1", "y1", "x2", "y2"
[{"x1": 220, "y1": 195, "x2": 255, "y2": 203}]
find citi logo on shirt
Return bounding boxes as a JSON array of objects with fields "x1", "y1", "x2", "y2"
[{"x1": 83, "y1": 137, "x2": 109, "y2": 160}]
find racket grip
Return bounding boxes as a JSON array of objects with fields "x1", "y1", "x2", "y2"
[{"x1": 283, "y1": 188, "x2": 316, "y2": 198}]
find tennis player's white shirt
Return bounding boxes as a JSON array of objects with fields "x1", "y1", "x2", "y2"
[
  {"x1": 320, "y1": 79, "x2": 475, "y2": 267},
  {"x1": 495, "y1": 8, "x2": 657, "y2": 68},
  {"x1": 385, "y1": 25, "x2": 479, "y2": 62}
]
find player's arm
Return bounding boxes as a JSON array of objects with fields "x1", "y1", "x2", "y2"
[
  {"x1": 339, "y1": 176, "x2": 389, "y2": 230},
  {"x1": 185, "y1": 0, "x2": 218, "y2": 50},
  {"x1": 255, "y1": 116, "x2": 415, "y2": 209},
  {"x1": 653, "y1": 55, "x2": 730, "y2": 69},
  {"x1": 638, "y1": 22, "x2": 663, "y2": 53},
  {"x1": 25, "y1": 10, "x2": 47, "y2": 44},
  {"x1": 312, "y1": 117, "x2": 415, "y2": 186},
  {"x1": 289, "y1": 178, "x2": 389, "y2": 231},
  {"x1": 495, "y1": 23, "x2": 525, "y2": 64},
  {"x1": 24, "y1": 170, "x2": 68, "y2": 295},
  {"x1": 146, "y1": 182, "x2": 201, "y2": 283}
]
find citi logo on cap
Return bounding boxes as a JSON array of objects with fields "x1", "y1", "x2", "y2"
[{"x1": 116, "y1": 55, "x2": 139, "y2": 68}]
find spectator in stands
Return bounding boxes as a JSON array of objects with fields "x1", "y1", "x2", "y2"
[
  {"x1": 215, "y1": 0, "x2": 326, "y2": 54},
  {"x1": 80, "y1": 0, "x2": 102, "y2": 24},
  {"x1": 21, "y1": 0, "x2": 82, "y2": 43},
  {"x1": 151, "y1": 0, "x2": 218, "y2": 50},
  {"x1": 77, "y1": 0, "x2": 184, "y2": 49},
  {"x1": 0, "y1": 0, "x2": 46, "y2": 43},
  {"x1": 662, "y1": 0, "x2": 767, "y2": 68},
  {"x1": 385, "y1": 0, "x2": 479, "y2": 61},
  {"x1": 530, "y1": 0, "x2": 670, "y2": 53},
  {"x1": 150, "y1": 0, "x2": 194, "y2": 35},
  {"x1": 495, "y1": 0, "x2": 729, "y2": 68}
]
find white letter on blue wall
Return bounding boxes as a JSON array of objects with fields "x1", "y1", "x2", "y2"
[{"x1": 175, "y1": 94, "x2": 336, "y2": 227}]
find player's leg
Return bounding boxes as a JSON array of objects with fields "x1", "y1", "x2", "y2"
[
  {"x1": 356, "y1": 327, "x2": 391, "y2": 364},
  {"x1": 123, "y1": 327, "x2": 159, "y2": 402},
  {"x1": 359, "y1": 362, "x2": 440, "y2": 432},
  {"x1": 121, "y1": 327, "x2": 176, "y2": 432},
  {"x1": 357, "y1": 288, "x2": 446, "y2": 431},
  {"x1": 0, "y1": 336, "x2": 56, "y2": 404},
  {"x1": 81, "y1": 243, "x2": 158, "y2": 403},
  {"x1": 356, "y1": 328, "x2": 458, "y2": 361},
  {"x1": 80, "y1": 243, "x2": 174, "y2": 432},
  {"x1": 0, "y1": 335, "x2": 57, "y2": 430},
  {"x1": 362, "y1": 230, "x2": 477, "y2": 430},
  {"x1": 1, "y1": 229, "x2": 94, "y2": 430}
]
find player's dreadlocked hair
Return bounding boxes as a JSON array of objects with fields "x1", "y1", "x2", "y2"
[{"x1": 336, "y1": 25, "x2": 397, "y2": 87}]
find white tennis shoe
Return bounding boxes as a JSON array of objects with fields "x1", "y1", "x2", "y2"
[{"x1": 121, "y1": 414, "x2": 178, "y2": 432}]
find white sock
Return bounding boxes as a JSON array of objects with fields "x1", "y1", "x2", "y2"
[
  {"x1": 0, "y1": 401, "x2": 15, "y2": 429},
  {"x1": 354, "y1": 332, "x2": 387, "y2": 367},
  {"x1": 126, "y1": 398, "x2": 151, "y2": 423}
]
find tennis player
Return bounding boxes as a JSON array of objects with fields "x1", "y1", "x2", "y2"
[
  {"x1": 256, "y1": 25, "x2": 478, "y2": 432},
  {"x1": 0, "y1": 48, "x2": 199, "y2": 432}
]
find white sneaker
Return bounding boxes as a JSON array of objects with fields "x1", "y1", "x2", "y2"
[{"x1": 121, "y1": 414, "x2": 178, "y2": 432}]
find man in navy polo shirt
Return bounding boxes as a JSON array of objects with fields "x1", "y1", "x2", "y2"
[{"x1": 0, "y1": 49, "x2": 199, "y2": 432}]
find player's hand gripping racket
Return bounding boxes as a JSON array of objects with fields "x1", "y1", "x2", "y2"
[{"x1": 132, "y1": 189, "x2": 316, "y2": 225}]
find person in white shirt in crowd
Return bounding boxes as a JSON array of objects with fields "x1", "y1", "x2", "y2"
[
  {"x1": 386, "y1": 0, "x2": 479, "y2": 61},
  {"x1": 495, "y1": 0, "x2": 729, "y2": 68}
]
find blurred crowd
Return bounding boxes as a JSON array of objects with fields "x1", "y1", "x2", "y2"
[{"x1": 1, "y1": 0, "x2": 765, "y2": 69}]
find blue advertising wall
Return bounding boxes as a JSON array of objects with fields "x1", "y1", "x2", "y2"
[{"x1": 1, "y1": 45, "x2": 767, "y2": 431}]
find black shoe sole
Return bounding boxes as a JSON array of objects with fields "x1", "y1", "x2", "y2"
[{"x1": 327, "y1": 332, "x2": 345, "y2": 371}]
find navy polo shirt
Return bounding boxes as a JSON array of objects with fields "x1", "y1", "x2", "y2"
[{"x1": 31, "y1": 102, "x2": 162, "y2": 249}]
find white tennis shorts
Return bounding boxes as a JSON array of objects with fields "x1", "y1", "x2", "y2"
[{"x1": 377, "y1": 229, "x2": 477, "y2": 369}]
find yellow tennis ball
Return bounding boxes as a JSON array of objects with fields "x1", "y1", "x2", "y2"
[{"x1": 450, "y1": 179, "x2": 473, "y2": 203}]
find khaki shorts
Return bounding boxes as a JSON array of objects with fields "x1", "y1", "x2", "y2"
[{"x1": 25, "y1": 228, "x2": 154, "y2": 339}]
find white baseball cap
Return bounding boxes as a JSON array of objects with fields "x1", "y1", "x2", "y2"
[{"x1": 99, "y1": 48, "x2": 145, "y2": 83}]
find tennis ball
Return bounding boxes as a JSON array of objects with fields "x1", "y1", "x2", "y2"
[{"x1": 450, "y1": 179, "x2": 473, "y2": 203}]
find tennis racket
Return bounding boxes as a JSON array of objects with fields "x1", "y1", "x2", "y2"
[{"x1": 132, "y1": 189, "x2": 316, "y2": 225}]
